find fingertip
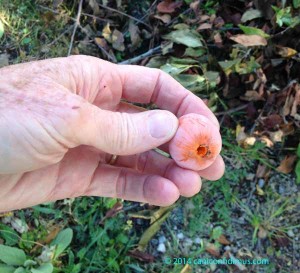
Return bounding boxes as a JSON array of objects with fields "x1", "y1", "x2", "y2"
[
  {"x1": 198, "y1": 155, "x2": 225, "y2": 181},
  {"x1": 167, "y1": 165, "x2": 202, "y2": 197},
  {"x1": 144, "y1": 176, "x2": 180, "y2": 206}
]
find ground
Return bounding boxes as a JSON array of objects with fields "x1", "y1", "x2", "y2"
[{"x1": 0, "y1": 0, "x2": 299, "y2": 273}]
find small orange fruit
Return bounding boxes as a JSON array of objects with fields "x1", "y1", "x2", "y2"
[{"x1": 169, "y1": 114, "x2": 222, "y2": 171}]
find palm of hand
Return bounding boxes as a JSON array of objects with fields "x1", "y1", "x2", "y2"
[{"x1": 0, "y1": 55, "x2": 224, "y2": 212}]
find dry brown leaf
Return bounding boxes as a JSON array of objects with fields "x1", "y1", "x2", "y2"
[
  {"x1": 88, "y1": 0, "x2": 100, "y2": 14},
  {"x1": 205, "y1": 242, "x2": 220, "y2": 257},
  {"x1": 230, "y1": 34, "x2": 267, "y2": 47},
  {"x1": 127, "y1": 249, "x2": 154, "y2": 262},
  {"x1": 94, "y1": 37, "x2": 109, "y2": 51},
  {"x1": 276, "y1": 155, "x2": 297, "y2": 174},
  {"x1": 217, "y1": 234, "x2": 231, "y2": 245},
  {"x1": 197, "y1": 23, "x2": 212, "y2": 30},
  {"x1": 260, "y1": 136, "x2": 274, "y2": 148},
  {"x1": 112, "y1": 29, "x2": 125, "y2": 51},
  {"x1": 214, "y1": 32, "x2": 223, "y2": 45},
  {"x1": 99, "y1": 201, "x2": 123, "y2": 225},
  {"x1": 157, "y1": 0, "x2": 182, "y2": 14},
  {"x1": 190, "y1": 1, "x2": 200, "y2": 13},
  {"x1": 129, "y1": 20, "x2": 142, "y2": 49},
  {"x1": 240, "y1": 90, "x2": 264, "y2": 101},
  {"x1": 256, "y1": 164, "x2": 270, "y2": 178},
  {"x1": 154, "y1": 14, "x2": 171, "y2": 23}
]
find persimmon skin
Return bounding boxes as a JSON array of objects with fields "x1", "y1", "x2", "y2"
[{"x1": 169, "y1": 114, "x2": 222, "y2": 171}]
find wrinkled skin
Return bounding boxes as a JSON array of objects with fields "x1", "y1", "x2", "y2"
[{"x1": 0, "y1": 55, "x2": 225, "y2": 212}]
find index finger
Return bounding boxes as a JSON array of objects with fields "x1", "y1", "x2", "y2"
[{"x1": 117, "y1": 64, "x2": 220, "y2": 128}]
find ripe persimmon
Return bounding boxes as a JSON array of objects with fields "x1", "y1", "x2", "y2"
[{"x1": 169, "y1": 113, "x2": 222, "y2": 171}]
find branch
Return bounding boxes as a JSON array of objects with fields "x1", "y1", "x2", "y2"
[
  {"x1": 67, "y1": 0, "x2": 84, "y2": 56},
  {"x1": 98, "y1": 3, "x2": 152, "y2": 30},
  {"x1": 119, "y1": 46, "x2": 161, "y2": 65}
]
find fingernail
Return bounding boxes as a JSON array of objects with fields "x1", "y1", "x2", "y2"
[{"x1": 148, "y1": 111, "x2": 177, "y2": 139}]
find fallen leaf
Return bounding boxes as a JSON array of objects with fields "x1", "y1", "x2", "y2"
[
  {"x1": 99, "y1": 201, "x2": 123, "y2": 224},
  {"x1": 88, "y1": 0, "x2": 100, "y2": 14},
  {"x1": 230, "y1": 34, "x2": 267, "y2": 47},
  {"x1": 129, "y1": 20, "x2": 142, "y2": 49},
  {"x1": 276, "y1": 46, "x2": 298, "y2": 58},
  {"x1": 241, "y1": 9, "x2": 263, "y2": 23},
  {"x1": 277, "y1": 155, "x2": 297, "y2": 174},
  {"x1": 154, "y1": 14, "x2": 171, "y2": 23},
  {"x1": 157, "y1": 0, "x2": 182, "y2": 14},
  {"x1": 217, "y1": 234, "x2": 231, "y2": 245},
  {"x1": 240, "y1": 90, "x2": 264, "y2": 101},
  {"x1": 256, "y1": 164, "x2": 270, "y2": 178},
  {"x1": 205, "y1": 242, "x2": 220, "y2": 257},
  {"x1": 213, "y1": 16, "x2": 225, "y2": 28},
  {"x1": 256, "y1": 184, "x2": 265, "y2": 196},
  {"x1": 94, "y1": 37, "x2": 109, "y2": 51},
  {"x1": 102, "y1": 23, "x2": 112, "y2": 43},
  {"x1": 127, "y1": 249, "x2": 154, "y2": 262},
  {"x1": 239, "y1": 25, "x2": 269, "y2": 38},
  {"x1": 262, "y1": 114, "x2": 283, "y2": 130},
  {"x1": 258, "y1": 226, "x2": 267, "y2": 238},
  {"x1": 163, "y1": 29, "x2": 203, "y2": 47},
  {"x1": 269, "y1": 130, "x2": 284, "y2": 143},
  {"x1": 214, "y1": 32, "x2": 223, "y2": 46},
  {"x1": 197, "y1": 23, "x2": 212, "y2": 30},
  {"x1": 190, "y1": 1, "x2": 199, "y2": 12},
  {"x1": 112, "y1": 29, "x2": 125, "y2": 51}
]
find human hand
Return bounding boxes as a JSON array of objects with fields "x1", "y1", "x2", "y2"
[{"x1": 0, "y1": 55, "x2": 225, "y2": 212}]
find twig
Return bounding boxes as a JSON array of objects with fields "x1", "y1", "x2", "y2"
[
  {"x1": 82, "y1": 12, "x2": 114, "y2": 23},
  {"x1": 46, "y1": 25, "x2": 74, "y2": 47},
  {"x1": 94, "y1": 41, "x2": 117, "y2": 63},
  {"x1": 119, "y1": 46, "x2": 161, "y2": 65},
  {"x1": 98, "y1": 3, "x2": 152, "y2": 30},
  {"x1": 215, "y1": 104, "x2": 248, "y2": 116},
  {"x1": 67, "y1": 0, "x2": 84, "y2": 56}
]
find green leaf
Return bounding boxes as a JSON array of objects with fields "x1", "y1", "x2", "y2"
[
  {"x1": 160, "y1": 63, "x2": 194, "y2": 76},
  {"x1": 241, "y1": 9, "x2": 263, "y2": 23},
  {"x1": 163, "y1": 29, "x2": 203, "y2": 47},
  {"x1": 0, "y1": 20, "x2": 4, "y2": 39},
  {"x1": 0, "y1": 224, "x2": 19, "y2": 246},
  {"x1": 184, "y1": 47, "x2": 206, "y2": 57},
  {"x1": 50, "y1": 228, "x2": 73, "y2": 259},
  {"x1": 212, "y1": 226, "x2": 223, "y2": 240},
  {"x1": 238, "y1": 25, "x2": 270, "y2": 38},
  {"x1": 296, "y1": 160, "x2": 300, "y2": 184},
  {"x1": 146, "y1": 56, "x2": 167, "y2": 68},
  {"x1": 31, "y1": 263, "x2": 53, "y2": 273},
  {"x1": 0, "y1": 245, "x2": 26, "y2": 266},
  {"x1": 294, "y1": 0, "x2": 300, "y2": 8},
  {"x1": 13, "y1": 267, "x2": 26, "y2": 273},
  {"x1": 173, "y1": 74, "x2": 207, "y2": 92},
  {"x1": 297, "y1": 143, "x2": 300, "y2": 157},
  {"x1": 0, "y1": 264, "x2": 15, "y2": 273}
]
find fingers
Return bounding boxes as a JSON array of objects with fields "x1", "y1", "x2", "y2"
[
  {"x1": 75, "y1": 104, "x2": 178, "y2": 155},
  {"x1": 198, "y1": 155, "x2": 225, "y2": 181},
  {"x1": 114, "y1": 150, "x2": 202, "y2": 197},
  {"x1": 116, "y1": 64, "x2": 220, "y2": 128},
  {"x1": 85, "y1": 165, "x2": 180, "y2": 206}
]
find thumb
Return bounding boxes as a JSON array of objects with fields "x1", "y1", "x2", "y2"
[{"x1": 75, "y1": 105, "x2": 178, "y2": 155}]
